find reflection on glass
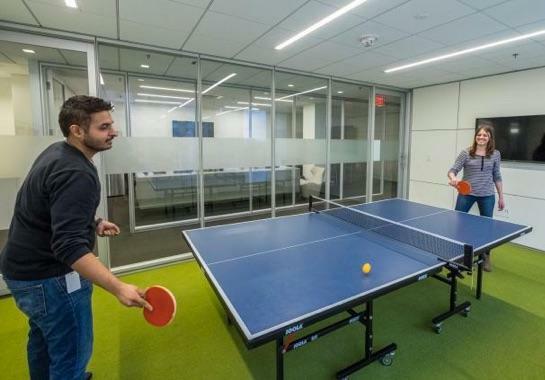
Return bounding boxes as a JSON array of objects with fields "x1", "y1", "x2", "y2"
[
  {"x1": 200, "y1": 60, "x2": 272, "y2": 224},
  {"x1": 373, "y1": 93, "x2": 402, "y2": 200},
  {"x1": 330, "y1": 82, "x2": 369, "y2": 202},
  {"x1": 275, "y1": 72, "x2": 327, "y2": 211}
]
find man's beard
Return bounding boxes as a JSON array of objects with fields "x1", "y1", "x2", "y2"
[{"x1": 83, "y1": 135, "x2": 113, "y2": 152}]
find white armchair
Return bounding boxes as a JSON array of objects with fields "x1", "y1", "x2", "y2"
[{"x1": 300, "y1": 164, "x2": 325, "y2": 198}]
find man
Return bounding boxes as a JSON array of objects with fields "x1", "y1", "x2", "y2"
[{"x1": 0, "y1": 95, "x2": 151, "y2": 380}]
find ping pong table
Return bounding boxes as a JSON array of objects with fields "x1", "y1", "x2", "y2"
[{"x1": 183, "y1": 197, "x2": 531, "y2": 379}]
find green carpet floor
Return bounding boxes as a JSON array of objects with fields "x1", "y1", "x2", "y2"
[{"x1": 1, "y1": 244, "x2": 544, "y2": 379}]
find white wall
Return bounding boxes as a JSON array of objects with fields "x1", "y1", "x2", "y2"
[
  {"x1": 0, "y1": 78, "x2": 15, "y2": 135},
  {"x1": 410, "y1": 68, "x2": 545, "y2": 251}
]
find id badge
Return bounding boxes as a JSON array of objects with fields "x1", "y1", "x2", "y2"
[{"x1": 65, "y1": 271, "x2": 81, "y2": 294}]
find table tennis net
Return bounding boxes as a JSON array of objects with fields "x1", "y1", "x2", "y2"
[{"x1": 310, "y1": 197, "x2": 473, "y2": 265}]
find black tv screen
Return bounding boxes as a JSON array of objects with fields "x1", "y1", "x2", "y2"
[{"x1": 476, "y1": 115, "x2": 545, "y2": 163}]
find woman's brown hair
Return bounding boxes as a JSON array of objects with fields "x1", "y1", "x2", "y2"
[{"x1": 469, "y1": 120, "x2": 496, "y2": 157}]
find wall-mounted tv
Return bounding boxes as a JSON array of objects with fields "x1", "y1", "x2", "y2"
[
  {"x1": 476, "y1": 115, "x2": 545, "y2": 163},
  {"x1": 172, "y1": 120, "x2": 214, "y2": 137}
]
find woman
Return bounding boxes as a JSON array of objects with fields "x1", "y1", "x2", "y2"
[{"x1": 447, "y1": 121, "x2": 504, "y2": 272}]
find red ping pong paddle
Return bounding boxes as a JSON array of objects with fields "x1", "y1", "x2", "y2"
[
  {"x1": 456, "y1": 180, "x2": 472, "y2": 195},
  {"x1": 143, "y1": 285, "x2": 177, "y2": 327}
]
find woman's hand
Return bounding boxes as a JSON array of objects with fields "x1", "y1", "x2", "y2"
[
  {"x1": 448, "y1": 177, "x2": 461, "y2": 188},
  {"x1": 498, "y1": 196, "x2": 505, "y2": 211}
]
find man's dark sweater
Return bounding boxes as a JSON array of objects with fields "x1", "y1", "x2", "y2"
[{"x1": 0, "y1": 141, "x2": 100, "y2": 280}]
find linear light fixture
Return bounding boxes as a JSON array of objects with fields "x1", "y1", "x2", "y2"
[
  {"x1": 65, "y1": 0, "x2": 77, "y2": 9},
  {"x1": 277, "y1": 86, "x2": 327, "y2": 100},
  {"x1": 139, "y1": 85, "x2": 194, "y2": 93},
  {"x1": 137, "y1": 93, "x2": 190, "y2": 100},
  {"x1": 166, "y1": 98, "x2": 195, "y2": 113},
  {"x1": 237, "y1": 101, "x2": 272, "y2": 107},
  {"x1": 385, "y1": 28, "x2": 545, "y2": 73},
  {"x1": 22, "y1": 49, "x2": 35, "y2": 54},
  {"x1": 134, "y1": 99, "x2": 181, "y2": 105},
  {"x1": 216, "y1": 106, "x2": 259, "y2": 116},
  {"x1": 254, "y1": 96, "x2": 293, "y2": 103},
  {"x1": 140, "y1": 64, "x2": 150, "y2": 69},
  {"x1": 202, "y1": 73, "x2": 237, "y2": 94},
  {"x1": 100, "y1": 74, "x2": 105, "y2": 85},
  {"x1": 275, "y1": 0, "x2": 369, "y2": 50}
]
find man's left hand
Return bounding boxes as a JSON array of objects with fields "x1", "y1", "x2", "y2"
[{"x1": 96, "y1": 219, "x2": 120, "y2": 237}]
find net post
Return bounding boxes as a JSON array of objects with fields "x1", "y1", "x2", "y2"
[
  {"x1": 309, "y1": 195, "x2": 313, "y2": 212},
  {"x1": 463, "y1": 244, "x2": 474, "y2": 270}
]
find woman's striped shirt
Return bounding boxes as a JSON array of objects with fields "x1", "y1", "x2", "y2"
[{"x1": 449, "y1": 149, "x2": 502, "y2": 197}]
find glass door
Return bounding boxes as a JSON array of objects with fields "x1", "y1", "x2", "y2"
[
  {"x1": 0, "y1": 30, "x2": 95, "y2": 294},
  {"x1": 371, "y1": 89, "x2": 405, "y2": 201}
]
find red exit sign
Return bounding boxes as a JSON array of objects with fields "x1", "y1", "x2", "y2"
[{"x1": 375, "y1": 95, "x2": 385, "y2": 107}]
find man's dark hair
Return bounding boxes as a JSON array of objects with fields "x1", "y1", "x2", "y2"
[{"x1": 58, "y1": 95, "x2": 113, "y2": 137}]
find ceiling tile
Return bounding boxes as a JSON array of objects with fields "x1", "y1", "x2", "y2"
[
  {"x1": 120, "y1": 0, "x2": 203, "y2": 33},
  {"x1": 26, "y1": 0, "x2": 117, "y2": 38},
  {"x1": 61, "y1": 50, "x2": 87, "y2": 66},
  {"x1": 279, "y1": 41, "x2": 362, "y2": 71},
  {"x1": 484, "y1": 0, "x2": 545, "y2": 27},
  {"x1": 373, "y1": 0, "x2": 475, "y2": 34},
  {"x1": 329, "y1": 20, "x2": 410, "y2": 49},
  {"x1": 316, "y1": 51, "x2": 398, "y2": 76},
  {"x1": 374, "y1": 35, "x2": 444, "y2": 59},
  {"x1": 210, "y1": 0, "x2": 308, "y2": 26},
  {"x1": 119, "y1": 20, "x2": 189, "y2": 49},
  {"x1": 163, "y1": 57, "x2": 199, "y2": 79},
  {"x1": 456, "y1": 0, "x2": 512, "y2": 10},
  {"x1": 0, "y1": 0, "x2": 39, "y2": 25},
  {"x1": 183, "y1": 33, "x2": 249, "y2": 58},
  {"x1": 419, "y1": 13, "x2": 509, "y2": 46}
]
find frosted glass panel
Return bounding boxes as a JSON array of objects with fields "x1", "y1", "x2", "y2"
[
  {"x1": 331, "y1": 140, "x2": 367, "y2": 164},
  {"x1": 102, "y1": 137, "x2": 198, "y2": 174},
  {"x1": 276, "y1": 138, "x2": 326, "y2": 166},
  {"x1": 203, "y1": 138, "x2": 269, "y2": 169}
]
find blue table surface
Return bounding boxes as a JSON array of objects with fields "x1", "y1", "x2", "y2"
[{"x1": 184, "y1": 198, "x2": 530, "y2": 339}]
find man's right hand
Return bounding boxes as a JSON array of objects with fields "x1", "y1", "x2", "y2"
[{"x1": 115, "y1": 283, "x2": 152, "y2": 311}]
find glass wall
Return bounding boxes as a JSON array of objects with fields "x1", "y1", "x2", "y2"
[
  {"x1": 98, "y1": 45, "x2": 199, "y2": 267},
  {"x1": 0, "y1": 30, "x2": 408, "y2": 275},
  {"x1": 330, "y1": 81, "x2": 369, "y2": 204},
  {"x1": 200, "y1": 60, "x2": 272, "y2": 225},
  {"x1": 275, "y1": 72, "x2": 328, "y2": 215},
  {"x1": 0, "y1": 34, "x2": 91, "y2": 294}
]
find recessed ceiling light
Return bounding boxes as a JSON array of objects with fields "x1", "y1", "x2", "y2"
[
  {"x1": 100, "y1": 74, "x2": 105, "y2": 85},
  {"x1": 22, "y1": 49, "x2": 35, "y2": 54},
  {"x1": 134, "y1": 99, "x2": 182, "y2": 105},
  {"x1": 140, "y1": 64, "x2": 150, "y2": 69},
  {"x1": 337, "y1": 91, "x2": 344, "y2": 94},
  {"x1": 288, "y1": 84, "x2": 294, "y2": 87},
  {"x1": 275, "y1": 0, "x2": 370, "y2": 50},
  {"x1": 137, "y1": 79, "x2": 145, "y2": 82},
  {"x1": 385, "y1": 28, "x2": 545, "y2": 73},
  {"x1": 65, "y1": 0, "x2": 77, "y2": 9}
]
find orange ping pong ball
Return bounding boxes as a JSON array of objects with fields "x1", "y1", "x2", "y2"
[{"x1": 362, "y1": 263, "x2": 371, "y2": 274}]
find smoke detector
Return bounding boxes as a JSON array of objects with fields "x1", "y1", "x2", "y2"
[{"x1": 359, "y1": 34, "x2": 378, "y2": 48}]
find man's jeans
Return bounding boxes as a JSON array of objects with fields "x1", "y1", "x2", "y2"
[{"x1": 5, "y1": 274, "x2": 93, "y2": 380}]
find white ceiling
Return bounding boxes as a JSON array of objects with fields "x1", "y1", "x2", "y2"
[{"x1": 1, "y1": 0, "x2": 545, "y2": 88}]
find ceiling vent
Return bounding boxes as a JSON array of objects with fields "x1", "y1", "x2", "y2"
[{"x1": 359, "y1": 34, "x2": 378, "y2": 47}]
